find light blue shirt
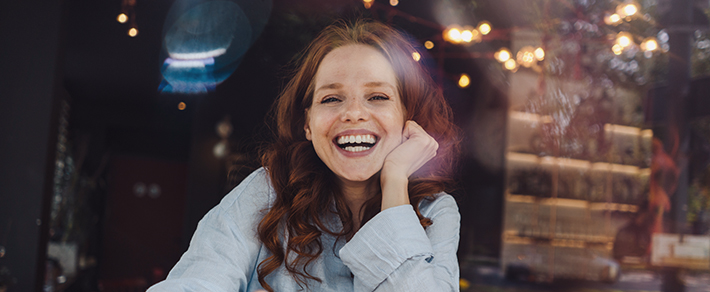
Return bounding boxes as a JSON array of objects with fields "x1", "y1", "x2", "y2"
[{"x1": 148, "y1": 168, "x2": 460, "y2": 291}]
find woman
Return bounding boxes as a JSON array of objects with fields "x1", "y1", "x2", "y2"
[{"x1": 148, "y1": 20, "x2": 461, "y2": 292}]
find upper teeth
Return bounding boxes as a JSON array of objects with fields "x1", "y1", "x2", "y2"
[{"x1": 337, "y1": 134, "x2": 376, "y2": 145}]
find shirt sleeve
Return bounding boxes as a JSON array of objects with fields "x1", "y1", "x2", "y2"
[
  {"x1": 339, "y1": 194, "x2": 460, "y2": 292},
  {"x1": 147, "y1": 169, "x2": 272, "y2": 292}
]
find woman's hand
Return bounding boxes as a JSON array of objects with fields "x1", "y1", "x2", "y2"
[{"x1": 380, "y1": 120, "x2": 439, "y2": 210}]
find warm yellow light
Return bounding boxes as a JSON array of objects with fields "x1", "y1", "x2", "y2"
[
  {"x1": 424, "y1": 41, "x2": 434, "y2": 50},
  {"x1": 623, "y1": 4, "x2": 637, "y2": 17},
  {"x1": 609, "y1": 14, "x2": 621, "y2": 24},
  {"x1": 495, "y1": 48, "x2": 511, "y2": 63},
  {"x1": 534, "y1": 47, "x2": 545, "y2": 61},
  {"x1": 612, "y1": 44, "x2": 623, "y2": 55},
  {"x1": 412, "y1": 52, "x2": 421, "y2": 61},
  {"x1": 516, "y1": 46, "x2": 536, "y2": 68},
  {"x1": 477, "y1": 21, "x2": 491, "y2": 35},
  {"x1": 128, "y1": 27, "x2": 138, "y2": 37},
  {"x1": 446, "y1": 27, "x2": 462, "y2": 43},
  {"x1": 117, "y1": 13, "x2": 128, "y2": 23},
  {"x1": 178, "y1": 102, "x2": 186, "y2": 110},
  {"x1": 363, "y1": 0, "x2": 373, "y2": 9},
  {"x1": 617, "y1": 34, "x2": 632, "y2": 48},
  {"x1": 458, "y1": 74, "x2": 470, "y2": 88},
  {"x1": 389, "y1": 0, "x2": 399, "y2": 6},
  {"x1": 504, "y1": 59, "x2": 517, "y2": 70},
  {"x1": 641, "y1": 37, "x2": 658, "y2": 51},
  {"x1": 461, "y1": 30, "x2": 473, "y2": 43}
]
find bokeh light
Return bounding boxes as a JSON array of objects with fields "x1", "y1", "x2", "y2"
[
  {"x1": 641, "y1": 37, "x2": 658, "y2": 51},
  {"x1": 424, "y1": 41, "x2": 434, "y2": 50},
  {"x1": 128, "y1": 27, "x2": 138, "y2": 37},
  {"x1": 616, "y1": 32, "x2": 633, "y2": 48},
  {"x1": 534, "y1": 47, "x2": 545, "y2": 61},
  {"x1": 445, "y1": 26, "x2": 463, "y2": 44},
  {"x1": 178, "y1": 102, "x2": 186, "y2": 110},
  {"x1": 458, "y1": 74, "x2": 470, "y2": 88},
  {"x1": 389, "y1": 0, "x2": 399, "y2": 6},
  {"x1": 477, "y1": 21, "x2": 491, "y2": 35},
  {"x1": 495, "y1": 48, "x2": 511, "y2": 63},
  {"x1": 117, "y1": 13, "x2": 128, "y2": 23},
  {"x1": 504, "y1": 59, "x2": 517, "y2": 71},
  {"x1": 461, "y1": 30, "x2": 473, "y2": 43},
  {"x1": 612, "y1": 44, "x2": 623, "y2": 55},
  {"x1": 412, "y1": 52, "x2": 421, "y2": 61},
  {"x1": 622, "y1": 3, "x2": 637, "y2": 17}
]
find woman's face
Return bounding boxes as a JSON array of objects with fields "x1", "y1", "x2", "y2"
[{"x1": 305, "y1": 44, "x2": 405, "y2": 185}]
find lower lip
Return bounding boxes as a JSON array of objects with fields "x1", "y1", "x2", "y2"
[{"x1": 333, "y1": 141, "x2": 377, "y2": 157}]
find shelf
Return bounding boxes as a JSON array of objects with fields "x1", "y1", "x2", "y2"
[
  {"x1": 506, "y1": 152, "x2": 651, "y2": 176},
  {"x1": 509, "y1": 111, "x2": 652, "y2": 139},
  {"x1": 506, "y1": 193, "x2": 639, "y2": 212},
  {"x1": 503, "y1": 233, "x2": 614, "y2": 250}
]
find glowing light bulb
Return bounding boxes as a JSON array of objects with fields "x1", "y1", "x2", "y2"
[
  {"x1": 641, "y1": 37, "x2": 658, "y2": 51},
  {"x1": 461, "y1": 30, "x2": 473, "y2": 43},
  {"x1": 128, "y1": 27, "x2": 138, "y2": 37},
  {"x1": 117, "y1": 13, "x2": 128, "y2": 23},
  {"x1": 477, "y1": 21, "x2": 491, "y2": 35},
  {"x1": 495, "y1": 48, "x2": 511, "y2": 63},
  {"x1": 458, "y1": 74, "x2": 470, "y2": 88},
  {"x1": 412, "y1": 52, "x2": 421, "y2": 61},
  {"x1": 623, "y1": 4, "x2": 637, "y2": 17},
  {"x1": 389, "y1": 0, "x2": 398, "y2": 6},
  {"x1": 178, "y1": 102, "x2": 186, "y2": 110},
  {"x1": 446, "y1": 27, "x2": 462, "y2": 43},
  {"x1": 609, "y1": 14, "x2": 621, "y2": 24},
  {"x1": 612, "y1": 44, "x2": 623, "y2": 55},
  {"x1": 504, "y1": 59, "x2": 517, "y2": 70},
  {"x1": 424, "y1": 41, "x2": 434, "y2": 50},
  {"x1": 534, "y1": 47, "x2": 545, "y2": 61},
  {"x1": 617, "y1": 33, "x2": 632, "y2": 47}
]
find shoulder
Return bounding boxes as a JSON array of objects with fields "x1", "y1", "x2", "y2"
[
  {"x1": 418, "y1": 192, "x2": 459, "y2": 219},
  {"x1": 215, "y1": 167, "x2": 276, "y2": 215}
]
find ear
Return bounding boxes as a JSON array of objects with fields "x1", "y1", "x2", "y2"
[{"x1": 304, "y1": 109, "x2": 312, "y2": 141}]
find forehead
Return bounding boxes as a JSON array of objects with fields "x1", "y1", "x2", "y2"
[{"x1": 314, "y1": 44, "x2": 397, "y2": 89}]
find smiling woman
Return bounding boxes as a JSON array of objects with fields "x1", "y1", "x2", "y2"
[{"x1": 148, "y1": 19, "x2": 461, "y2": 292}]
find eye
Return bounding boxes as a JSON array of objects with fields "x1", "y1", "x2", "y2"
[
  {"x1": 369, "y1": 94, "x2": 390, "y2": 101},
  {"x1": 320, "y1": 96, "x2": 341, "y2": 104}
]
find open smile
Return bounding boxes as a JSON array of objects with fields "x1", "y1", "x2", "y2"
[{"x1": 333, "y1": 134, "x2": 378, "y2": 153}]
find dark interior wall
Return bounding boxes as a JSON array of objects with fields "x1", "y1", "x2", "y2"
[{"x1": 0, "y1": 0, "x2": 65, "y2": 291}]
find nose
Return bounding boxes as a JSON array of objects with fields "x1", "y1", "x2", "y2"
[{"x1": 342, "y1": 97, "x2": 369, "y2": 122}]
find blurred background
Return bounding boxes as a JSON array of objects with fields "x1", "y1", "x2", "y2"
[{"x1": 2, "y1": 0, "x2": 710, "y2": 291}]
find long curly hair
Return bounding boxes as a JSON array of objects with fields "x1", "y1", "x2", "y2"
[{"x1": 257, "y1": 19, "x2": 460, "y2": 291}]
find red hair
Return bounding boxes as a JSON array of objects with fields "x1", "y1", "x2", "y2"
[{"x1": 257, "y1": 19, "x2": 459, "y2": 291}]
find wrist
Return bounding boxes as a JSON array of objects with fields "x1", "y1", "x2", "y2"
[{"x1": 380, "y1": 170, "x2": 409, "y2": 210}]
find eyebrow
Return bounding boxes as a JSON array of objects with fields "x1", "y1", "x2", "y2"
[{"x1": 315, "y1": 82, "x2": 395, "y2": 93}]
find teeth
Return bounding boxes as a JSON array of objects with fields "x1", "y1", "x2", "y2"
[
  {"x1": 344, "y1": 146, "x2": 371, "y2": 152},
  {"x1": 337, "y1": 134, "x2": 376, "y2": 145}
]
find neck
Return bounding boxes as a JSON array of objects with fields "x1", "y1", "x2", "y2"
[{"x1": 338, "y1": 175, "x2": 379, "y2": 230}]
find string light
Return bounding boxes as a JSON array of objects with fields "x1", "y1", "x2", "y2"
[
  {"x1": 363, "y1": 0, "x2": 373, "y2": 9},
  {"x1": 641, "y1": 37, "x2": 658, "y2": 52},
  {"x1": 477, "y1": 21, "x2": 492, "y2": 35},
  {"x1": 504, "y1": 59, "x2": 518, "y2": 71},
  {"x1": 458, "y1": 74, "x2": 470, "y2": 88},
  {"x1": 616, "y1": 32, "x2": 633, "y2": 48},
  {"x1": 534, "y1": 47, "x2": 545, "y2": 61},
  {"x1": 623, "y1": 4, "x2": 637, "y2": 17},
  {"x1": 461, "y1": 30, "x2": 473, "y2": 43},
  {"x1": 117, "y1": 13, "x2": 128, "y2": 23},
  {"x1": 424, "y1": 41, "x2": 434, "y2": 50},
  {"x1": 494, "y1": 48, "x2": 511, "y2": 63},
  {"x1": 389, "y1": 0, "x2": 398, "y2": 6},
  {"x1": 612, "y1": 44, "x2": 623, "y2": 55},
  {"x1": 128, "y1": 27, "x2": 138, "y2": 37},
  {"x1": 412, "y1": 52, "x2": 421, "y2": 61},
  {"x1": 444, "y1": 26, "x2": 463, "y2": 44}
]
